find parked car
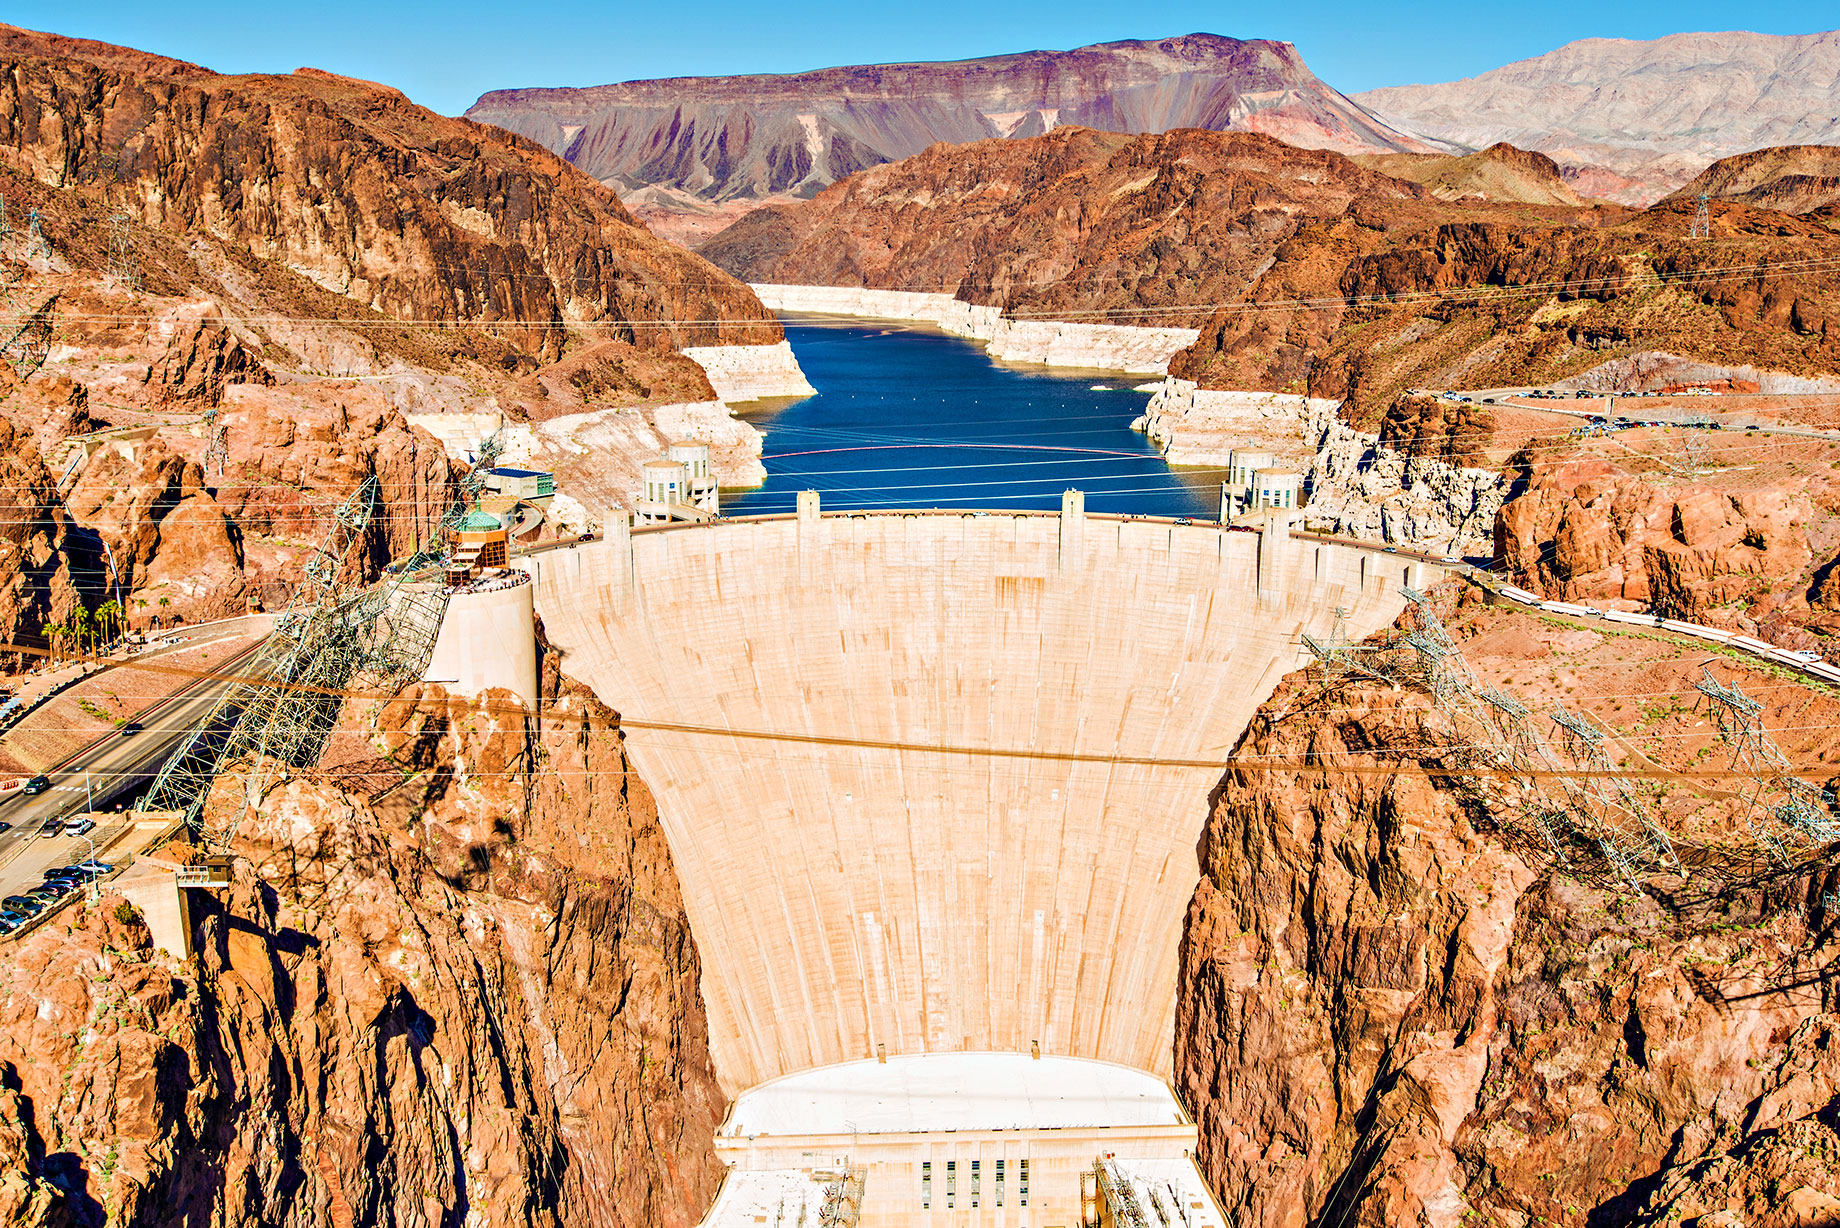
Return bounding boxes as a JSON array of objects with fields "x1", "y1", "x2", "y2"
[
  {"x1": 73, "y1": 860, "x2": 115, "y2": 875},
  {"x1": 37, "y1": 820, "x2": 63, "y2": 838},
  {"x1": 21, "y1": 775, "x2": 50, "y2": 796},
  {"x1": 2, "y1": 896, "x2": 44, "y2": 917},
  {"x1": 63, "y1": 817, "x2": 95, "y2": 836},
  {"x1": 30, "y1": 881, "x2": 71, "y2": 900},
  {"x1": 0, "y1": 916, "x2": 19, "y2": 935},
  {"x1": 118, "y1": 721, "x2": 142, "y2": 737}
]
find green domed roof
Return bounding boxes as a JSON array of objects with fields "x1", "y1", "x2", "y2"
[{"x1": 457, "y1": 509, "x2": 503, "y2": 530}]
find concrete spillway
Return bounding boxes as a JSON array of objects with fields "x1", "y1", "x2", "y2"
[{"x1": 522, "y1": 501, "x2": 1423, "y2": 1094}]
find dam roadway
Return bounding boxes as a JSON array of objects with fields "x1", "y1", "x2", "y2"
[{"x1": 518, "y1": 497, "x2": 1436, "y2": 1094}]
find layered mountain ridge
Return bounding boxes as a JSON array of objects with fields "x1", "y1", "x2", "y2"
[
  {"x1": 1355, "y1": 28, "x2": 1840, "y2": 203},
  {"x1": 465, "y1": 33, "x2": 1432, "y2": 212},
  {"x1": 0, "y1": 22, "x2": 779, "y2": 363},
  {"x1": 705, "y1": 125, "x2": 1840, "y2": 413},
  {"x1": 1666, "y1": 144, "x2": 1840, "y2": 216}
]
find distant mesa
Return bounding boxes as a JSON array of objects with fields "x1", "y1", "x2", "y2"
[
  {"x1": 1354, "y1": 28, "x2": 1840, "y2": 204},
  {"x1": 465, "y1": 33, "x2": 1434, "y2": 209}
]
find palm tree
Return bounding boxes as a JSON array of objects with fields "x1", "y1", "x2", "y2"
[
  {"x1": 97, "y1": 599, "x2": 121, "y2": 649},
  {"x1": 41, "y1": 620, "x2": 60, "y2": 663},
  {"x1": 70, "y1": 605, "x2": 92, "y2": 658}
]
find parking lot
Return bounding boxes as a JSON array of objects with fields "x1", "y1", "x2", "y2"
[{"x1": 0, "y1": 807, "x2": 177, "y2": 938}]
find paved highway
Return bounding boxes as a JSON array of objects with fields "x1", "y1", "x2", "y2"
[{"x1": 0, "y1": 636, "x2": 266, "y2": 879}]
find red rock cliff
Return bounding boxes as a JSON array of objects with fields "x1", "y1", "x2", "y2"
[
  {"x1": 0, "y1": 24, "x2": 779, "y2": 362},
  {"x1": 0, "y1": 649, "x2": 725, "y2": 1226},
  {"x1": 1176, "y1": 649, "x2": 1840, "y2": 1227}
]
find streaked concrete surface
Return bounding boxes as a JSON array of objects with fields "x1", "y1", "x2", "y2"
[{"x1": 525, "y1": 506, "x2": 1427, "y2": 1092}]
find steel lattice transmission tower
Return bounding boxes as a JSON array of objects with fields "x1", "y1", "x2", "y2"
[
  {"x1": 1690, "y1": 193, "x2": 1711, "y2": 240},
  {"x1": 137, "y1": 445, "x2": 493, "y2": 845},
  {"x1": 201, "y1": 408, "x2": 230, "y2": 478},
  {"x1": 24, "y1": 209, "x2": 50, "y2": 260},
  {"x1": 1695, "y1": 664, "x2": 1840, "y2": 866},
  {"x1": 0, "y1": 293, "x2": 57, "y2": 381},
  {"x1": 105, "y1": 212, "x2": 141, "y2": 292}
]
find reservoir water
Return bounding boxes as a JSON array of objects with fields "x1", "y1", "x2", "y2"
[{"x1": 725, "y1": 320, "x2": 1215, "y2": 517}]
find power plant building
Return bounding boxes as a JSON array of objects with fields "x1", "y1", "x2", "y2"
[
  {"x1": 1220, "y1": 448, "x2": 1279, "y2": 517},
  {"x1": 484, "y1": 466, "x2": 554, "y2": 502}
]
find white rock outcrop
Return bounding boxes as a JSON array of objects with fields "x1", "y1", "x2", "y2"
[
  {"x1": 751, "y1": 283, "x2": 1199, "y2": 375},
  {"x1": 1131, "y1": 378, "x2": 1332, "y2": 467},
  {"x1": 407, "y1": 398, "x2": 766, "y2": 528},
  {"x1": 1128, "y1": 377, "x2": 1507, "y2": 552},
  {"x1": 1553, "y1": 350, "x2": 1840, "y2": 395},
  {"x1": 681, "y1": 341, "x2": 817, "y2": 402},
  {"x1": 1302, "y1": 404, "x2": 1506, "y2": 553}
]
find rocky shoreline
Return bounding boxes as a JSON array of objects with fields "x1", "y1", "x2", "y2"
[
  {"x1": 681, "y1": 341, "x2": 817, "y2": 402},
  {"x1": 750, "y1": 284, "x2": 1200, "y2": 375}
]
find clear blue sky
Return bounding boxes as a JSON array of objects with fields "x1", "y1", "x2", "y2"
[{"x1": 20, "y1": 1, "x2": 1836, "y2": 116}]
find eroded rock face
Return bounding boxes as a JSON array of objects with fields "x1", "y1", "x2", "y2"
[
  {"x1": 0, "y1": 663, "x2": 724, "y2": 1227},
  {"x1": 1171, "y1": 204, "x2": 1840, "y2": 417},
  {"x1": 0, "y1": 24, "x2": 779, "y2": 362},
  {"x1": 1494, "y1": 461, "x2": 1813, "y2": 618},
  {"x1": 1175, "y1": 671, "x2": 1840, "y2": 1228},
  {"x1": 1305, "y1": 403, "x2": 1507, "y2": 552},
  {"x1": 0, "y1": 414, "x2": 86, "y2": 657},
  {"x1": 703, "y1": 128, "x2": 1424, "y2": 330}
]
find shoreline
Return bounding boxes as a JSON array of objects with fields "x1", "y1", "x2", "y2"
[{"x1": 750, "y1": 284, "x2": 1200, "y2": 376}]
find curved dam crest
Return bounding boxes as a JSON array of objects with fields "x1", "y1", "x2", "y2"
[{"x1": 521, "y1": 504, "x2": 1429, "y2": 1093}]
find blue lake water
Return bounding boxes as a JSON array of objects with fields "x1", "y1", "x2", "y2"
[{"x1": 725, "y1": 320, "x2": 1216, "y2": 517}]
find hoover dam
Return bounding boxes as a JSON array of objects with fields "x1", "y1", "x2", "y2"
[{"x1": 520, "y1": 498, "x2": 1427, "y2": 1087}]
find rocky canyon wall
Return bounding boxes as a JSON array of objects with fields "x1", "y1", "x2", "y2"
[
  {"x1": 0, "y1": 658, "x2": 725, "y2": 1228},
  {"x1": 1175, "y1": 617, "x2": 1840, "y2": 1228},
  {"x1": 1304, "y1": 403, "x2": 1507, "y2": 553},
  {"x1": 1133, "y1": 379, "x2": 1506, "y2": 552},
  {"x1": 0, "y1": 24, "x2": 779, "y2": 366}
]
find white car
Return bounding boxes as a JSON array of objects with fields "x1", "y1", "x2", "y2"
[
  {"x1": 1787, "y1": 649, "x2": 1823, "y2": 664},
  {"x1": 1582, "y1": 606, "x2": 1605, "y2": 617}
]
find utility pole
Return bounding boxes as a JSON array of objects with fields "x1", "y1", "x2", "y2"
[{"x1": 1689, "y1": 193, "x2": 1711, "y2": 240}]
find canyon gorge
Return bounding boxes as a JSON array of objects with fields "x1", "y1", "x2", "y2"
[{"x1": 2, "y1": 14, "x2": 1840, "y2": 1228}]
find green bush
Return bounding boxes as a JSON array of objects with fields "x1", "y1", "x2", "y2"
[{"x1": 111, "y1": 901, "x2": 141, "y2": 926}]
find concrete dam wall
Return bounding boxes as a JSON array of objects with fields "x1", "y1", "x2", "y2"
[{"x1": 521, "y1": 504, "x2": 1422, "y2": 1094}]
